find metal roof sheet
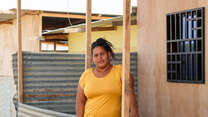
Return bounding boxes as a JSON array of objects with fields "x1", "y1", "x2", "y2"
[{"x1": 43, "y1": 16, "x2": 136, "y2": 35}]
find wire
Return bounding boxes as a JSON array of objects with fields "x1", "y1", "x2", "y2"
[{"x1": 66, "y1": 0, "x2": 73, "y2": 26}]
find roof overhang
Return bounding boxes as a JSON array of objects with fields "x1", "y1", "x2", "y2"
[{"x1": 42, "y1": 15, "x2": 137, "y2": 35}]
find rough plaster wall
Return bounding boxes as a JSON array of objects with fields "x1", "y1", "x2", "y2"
[
  {"x1": 0, "y1": 14, "x2": 40, "y2": 117},
  {"x1": 0, "y1": 14, "x2": 40, "y2": 77},
  {"x1": 0, "y1": 23, "x2": 17, "y2": 77},
  {"x1": 0, "y1": 78, "x2": 16, "y2": 117},
  {"x1": 137, "y1": 0, "x2": 208, "y2": 117}
]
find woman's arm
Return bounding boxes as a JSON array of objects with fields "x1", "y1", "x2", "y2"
[
  {"x1": 129, "y1": 74, "x2": 139, "y2": 117},
  {"x1": 76, "y1": 84, "x2": 87, "y2": 117}
]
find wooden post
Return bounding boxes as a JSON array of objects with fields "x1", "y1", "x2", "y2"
[
  {"x1": 54, "y1": 41, "x2": 57, "y2": 52},
  {"x1": 39, "y1": 13, "x2": 42, "y2": 52},
  {"x1": 17, "y1": 0, "x2": 23, "y2": 103},
  {"x1": 122, "y1": 0, "x2": 131, "y2": 116},
  {"x1": 85, "y1": 0, "x2": 92, "y2": 69}
]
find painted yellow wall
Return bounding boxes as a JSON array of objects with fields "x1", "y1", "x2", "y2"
[{"x1": 68, "y1": 25, "x2": 137, "y2": 54}]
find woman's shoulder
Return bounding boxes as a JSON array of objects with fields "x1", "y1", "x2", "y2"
[
  {"x1": 81, "y1": 68, "x2": 92, "y2": 76},
  {"x1": 113, "y1": 64, "x2": 122, "y2": 72},
  {"x1": 113, "y1": 64, "x2": 122, "y2": 69},
  {"x1": 79, "y1": 68, "x2": 92, "y2": 82}
]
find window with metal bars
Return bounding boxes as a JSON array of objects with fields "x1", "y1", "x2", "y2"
[{"x1": 166, "y1": 7, "x2": 205, "y2": 83}]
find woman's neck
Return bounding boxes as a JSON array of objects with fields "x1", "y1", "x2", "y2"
[{"x1": 95, "y1": 64, "x2": 112, "y2": 73}]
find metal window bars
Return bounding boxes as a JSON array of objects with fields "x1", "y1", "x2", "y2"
[{"x1": 166, "y1": 7, "x2": 205, "y2": 83}]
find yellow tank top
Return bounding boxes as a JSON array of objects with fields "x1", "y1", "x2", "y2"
[{"x1": 79, "y1": 65, "x2": 122, "y2": 117}]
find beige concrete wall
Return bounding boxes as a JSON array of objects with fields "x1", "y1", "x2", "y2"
[
  {"x1": 0, "y1": 14, "x2": 40, "y2": 116},
  {"x1": 0, "y1": 14, "x2": 41, "y2": 78},
  {"x1": 0, "y1": 77, "x2": 16, "y2": 117},
  {"x1": 137, "y1": 0, "x2": 208, "y2": 117}
]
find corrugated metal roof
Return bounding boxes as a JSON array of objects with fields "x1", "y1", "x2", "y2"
[
  {"x1": 0, "y1": 10, "x2": 16, "y2": 22},
  {"x1": 0, "y1": 9, "x2": 39, "y2": 23},
  {"x1": 42, "y1": 16, "x2": 137, "y2": 35}
]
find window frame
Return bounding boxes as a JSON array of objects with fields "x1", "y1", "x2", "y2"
[{"x1": 166, "y1": 7, "x2": 205, "y2": 84}]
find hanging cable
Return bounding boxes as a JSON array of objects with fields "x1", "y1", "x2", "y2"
[{"x1": 67, "y1": 0, "x2": 73, "y2": 26}]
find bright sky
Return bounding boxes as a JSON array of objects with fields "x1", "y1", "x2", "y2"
[{"x1": 0, "y1": 0, "x2": 137, "y2": 15}]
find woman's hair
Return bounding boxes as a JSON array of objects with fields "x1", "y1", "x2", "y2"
[{"x1": 91, "y1": 38, "x2": 115, "y2": 58}]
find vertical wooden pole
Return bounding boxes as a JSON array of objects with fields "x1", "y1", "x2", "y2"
[
  {"x1": 17, "y1": 0, "x2": 23, "y2": 103},
  {"x1": 85, "y1": 0, "x2": 92, "y2": 69},
  {"x1": 39, "y1": 13, "x2": 42, "y2": 52},
  {"x1": 122, "y1": 0, "x2": 131, "y2": 116},
  {"x1": 54, "y1": 41, "x2": 57, "y2": 52}
]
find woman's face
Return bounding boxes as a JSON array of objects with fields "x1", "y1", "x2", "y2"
[{"x1": 92, "y1": 46, "x2": 111, "y2": 69}]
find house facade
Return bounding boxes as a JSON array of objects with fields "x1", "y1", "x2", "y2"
[{"x1": 137, "y1": 0, "x2": 208, "y2": 117}]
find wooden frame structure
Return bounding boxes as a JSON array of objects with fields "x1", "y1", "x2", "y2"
[
  {"x1": 84, "y1": 0, "x2": 131, "y2": 116},
  {"x1": 41, "y1": 12, "x2": 112, "y2": 20},
  {"x1": 17, "y1": 0, "x2": 132, "y2": 115},
  {"x1": 122, "y1": 0, "x2": 131, "y2": 116},
  {"x1": 85, "y1": 0, "x2": 92, "y2": 69},
  {"x1": 17, "y1": 0, "x2": 23, "y2": 103}
]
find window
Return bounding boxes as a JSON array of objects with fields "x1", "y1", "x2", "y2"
[
  {"x1": 166, "y1": 7, "x2": 205, "y2": 83},
  {"x1": 41, "y1": 40, "x2": 68, "y2": 53}
]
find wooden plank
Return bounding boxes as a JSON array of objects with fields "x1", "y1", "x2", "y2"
[
  {"x1": 92, "y1": 26, "x2": 116, "y2": 31},
  {"x1": 122, "y1": 0, "x2": 131, "y2": 116},
  {"x1": 42, "y1": 41, "x2": 68, "y2": 47},
  {"x1": 112, "y1": 20, "x2": 137, "y2": 26},
  {"x1": 85, "y1": 0, "x2": 92, "y2": 70},
  {"x1": 44, "y1": 34, "x2": 68, "y2": 40},
  {"x1": 24, "y1": 10, "x2": 41, "y2": 15},
  {"x1": 17, "y1": 0, "x2": 23, "y2": 103},
  {"x1": 0, "y1": 20, "x2": 13, "y2": 24},
  {"x1": 42, "y1": 12, "x2": 112, "y2": 20}
]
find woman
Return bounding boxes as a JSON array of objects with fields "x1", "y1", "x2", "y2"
[{"x1": 76, "y1": 38, "x2": 139, "y2": 117}]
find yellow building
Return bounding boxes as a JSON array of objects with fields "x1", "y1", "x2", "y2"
[
  {"x1": 44, "y1": 16, "x2": 138, "y2": 54},
  {"x1": 68, "y1": 24, "x2": 137, "y2": 54}
]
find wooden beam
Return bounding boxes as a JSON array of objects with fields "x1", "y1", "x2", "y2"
[
  {"x1": 92, "y1": 26, "x2": 116, "y2": 31},
  {"x1": 43, "y1": 24, "x2": 70, "y2": 30},
  {"x1": 122, "y1": 0, "x2": 131, "y2": 116},
  {"x1": 17, "y1": 0, "x2": 23, "y2": 103},
  {"x1": 85, "y1": 0, "x2": 91, "y2": 69},
  {"x1": 42, "y1": 12, "x2": 112, "y2": 20},
  {"x1": 112, "y1": 20, "x2": 137, "y2": 26},
  {"x1": 41, "y1": 41, "x2": 68, "y2": 47},
  {"x1": 10, "y1": 9, "x2": 42, "y2": 15},
  {"x1": 44, "y1": 34, "x2": 68, "y2": 40},
  {"x1": 0, "y1": 20, "x2": 13, "y2": 24},
  {"x1": 24, "y1": 11, "x2": 41, "y2": 15}
]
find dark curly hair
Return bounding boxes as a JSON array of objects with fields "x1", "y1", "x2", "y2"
[{"x1": 91, "y1": 38, "x2": 115, "y2": 59}]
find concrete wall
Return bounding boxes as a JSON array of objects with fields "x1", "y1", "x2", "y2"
[
  {"x1": 0, "y1": 14, "x2": 41, "y2": 117},
  {"x1": 0, "y1": 14, "x2": 41, "y2": 78},
  {"x1": 0, "y1": 77, "x2": 16, "y2": 117},
  {"x1": 137, "y1": 0, "x2": 208, "y2": 117},
  {"x1": 68, "y1": 25, "x2": 137, "y2": 54}
]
